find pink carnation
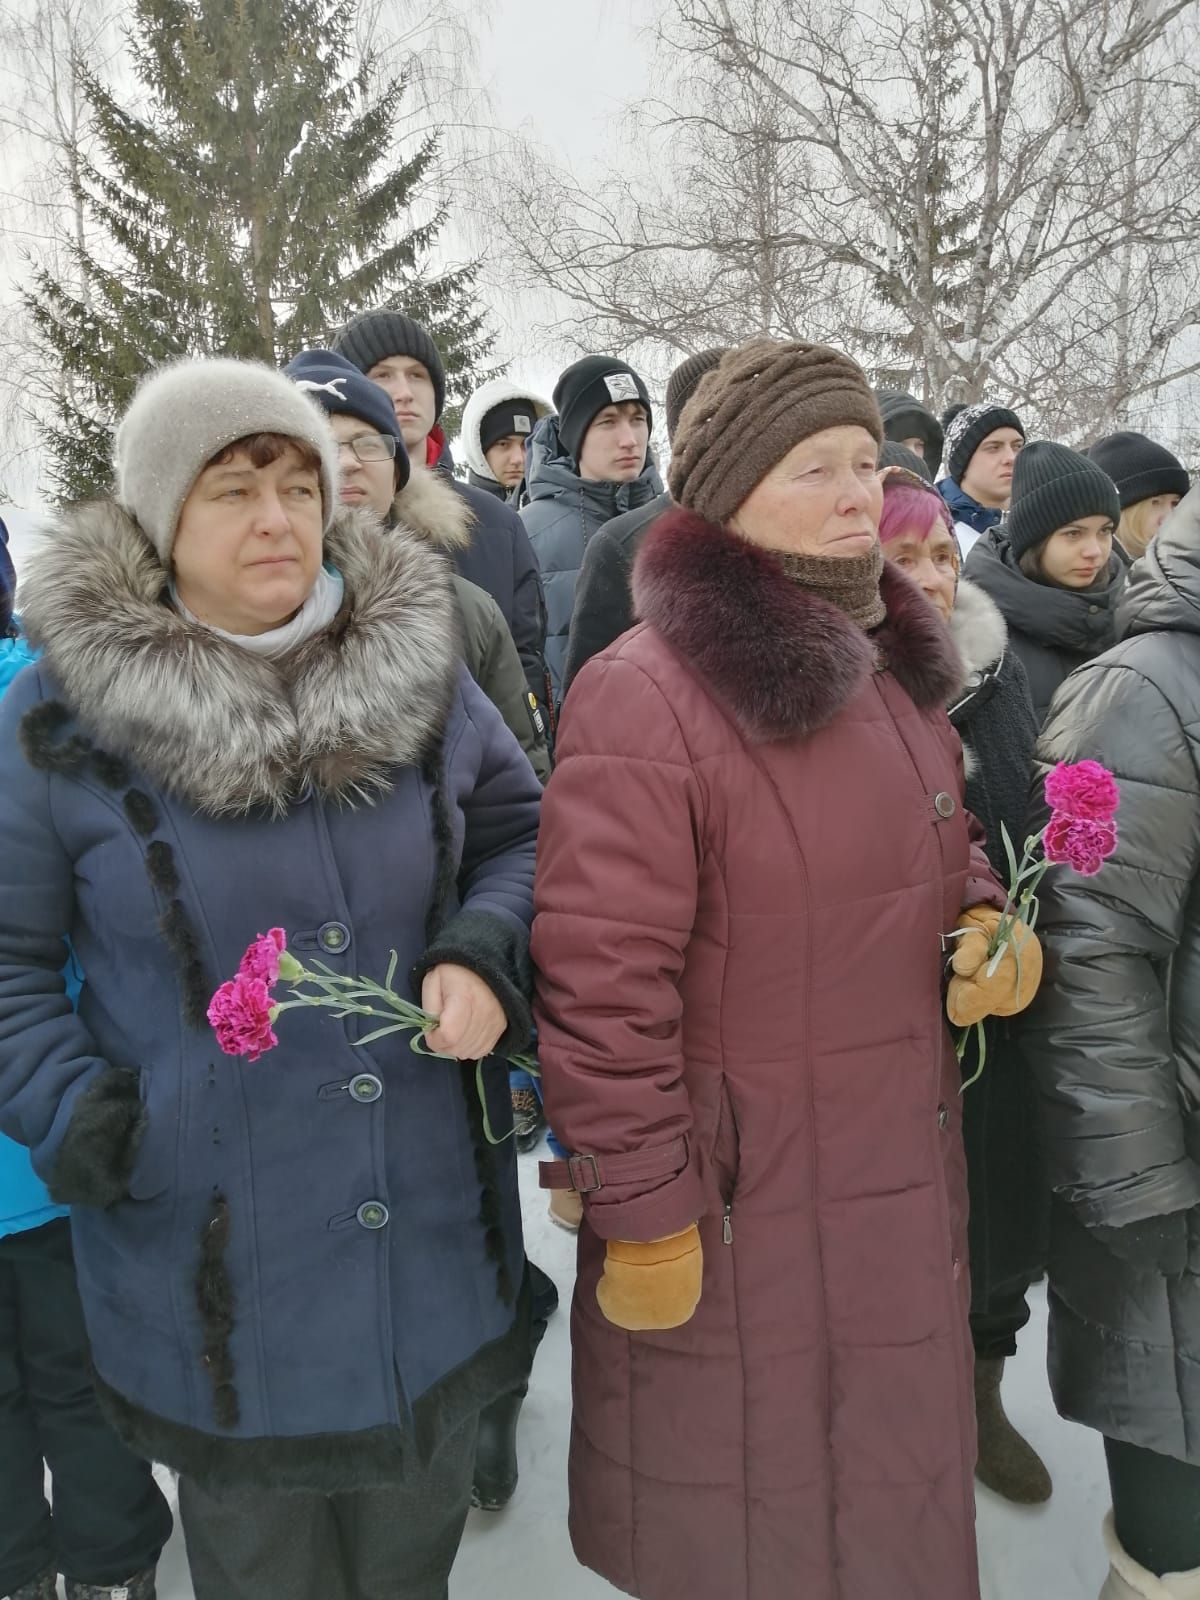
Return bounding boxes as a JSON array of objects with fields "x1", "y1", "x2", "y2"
[
  {"x1": 207, "y1": 974, "x2": 279, "y2": 1063},
  {"x1": 237, "y1": 927, "x2": 287, "y2": 988},
  {"x1": 1044, "y1": 760, "x2": 1120, "y2": 823},
  {"x1": 1043, "y1": 814, "x2": 1118, "y2": 877}
]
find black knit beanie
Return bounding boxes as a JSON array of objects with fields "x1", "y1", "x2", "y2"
[
  {"x1": 945, "y1": 401, "x2": 1025, "y2": 485},
  {"x1": 665, "y1": 349, "x2": 726, "y2": 443},
  {"x1": 1007, "y1": 441, "x2": 1122, "y2": 560},
  {"x1": 553, "y1": 356, "x2": 652, "y2": 464},
  {"x1": 879, "y1": 440, "x2": 933, "y2": 484},
  {"x1": 330, "y1": 311, "x2": 447, "y2": 421},
  {"x1": 1087, "y1": 431, "x2": 1189, "y2": 510},
  {"x1": 876, "y1": 390, "x2": 944, "y2": 475},
  {"x1": 941, "y1": 402, "x2": 968, "y2": 433}
]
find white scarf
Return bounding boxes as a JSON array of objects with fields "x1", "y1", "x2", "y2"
[{"x1": 171, "y1": 564, "x2": 345, "y2": 660}]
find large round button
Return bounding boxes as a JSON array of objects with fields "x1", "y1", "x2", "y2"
[
  {"x1": 934, "y1": 792, "x2": 957, "y2": 819},
  {"x1": 356, "y1": 1201, "x2": 389, "y2": 1230},
  {"x1": 349, "y1": 1073, "x2": 383, "y2": 1103},
  {"x1": 318, "y1": 921, "x2": 350, "y2": 953}
]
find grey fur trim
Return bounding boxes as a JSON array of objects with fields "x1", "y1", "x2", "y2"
[
  {"x1": 48, "y1": 1068, "x2": 146, "y2": 1209},
  {"x1": 91, "y1": 1273, "x2": 532, "y2": 1493},
  {"x1": 18, "y1": 501, "x2": 459, "y2": 816},
  {"x1": 411, "y1": 908, "x2": 533, "y2": 1059},
  {"x1": 392, "y1": 463, "x2": 475, "y2": 553}
]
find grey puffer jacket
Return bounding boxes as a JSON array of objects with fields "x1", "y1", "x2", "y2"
[
  {"x1": 1018, "y1": 486, "x2": 1200, "y2": 1461},
  {"x1": 520, "y1": 415, "x2": 663, "y2": 703}
]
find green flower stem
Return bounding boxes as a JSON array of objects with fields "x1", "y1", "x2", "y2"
[{"x1": 270, "y1": 952, "x2": 539, "y2": 1144}]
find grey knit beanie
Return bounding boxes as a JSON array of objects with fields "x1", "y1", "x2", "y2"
[
  {"x1": 1007, "y1": 440, "x2": 1121, "y2": 560},
  {"x1": 113, "y1": 359, "x2": 340, "y2": 563},
  {"x1": 330, "y1": 311, "x2": 447, "y2": 421}
]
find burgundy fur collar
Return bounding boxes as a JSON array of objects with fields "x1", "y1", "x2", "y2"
[{"x1": 632, "y1": 508, "x2": 963, "y2": 742}]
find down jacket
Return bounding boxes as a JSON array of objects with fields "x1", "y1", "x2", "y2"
[
  {"x1": 561, "y1": 489, "x2": 672, "y2": 699},
  {"x1": 1018, "y1": 488, "x2": 1200, "y2": 1461},
  {"x1": 520, "y1": 414, "x2": 663, "y2": 703},
  {"x1": 0, "y1": 492, "x2": 541, "y2": 1491},
  {"x1": 533, "y1": 511, "x2": 1004, "y2": 1600}
]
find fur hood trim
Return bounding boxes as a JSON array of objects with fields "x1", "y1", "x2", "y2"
[
  {"x1": 18, "y1": 499, "x2": 459, "y2": 816},
  {"x1": 391, "y1": 463, "x2": 474, "y2": 554},
  {"x1": 632, "y1": 509, "x2": 962, "y2": 742},
  {"x1": 460, "y1": 379, "x2": 553, "y2": 483},
  {"x1": 948, "y1": 579, "x2": 1008, "y2": 682}
]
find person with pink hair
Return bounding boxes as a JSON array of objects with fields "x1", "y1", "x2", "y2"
[{"x1": 879, "y1": 469, "x2": 1050, "y2": 1506}]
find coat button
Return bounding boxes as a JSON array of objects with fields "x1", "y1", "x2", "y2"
[
  {"x1": 349, "y1": 1073, "x2": 382, "y2": 1103},
  {"x1": 934, "y1": 792, "x2": 957, "y2": 819},
  {"x1": 356, "y1": 1201, "x2": 389, "y2": 1229},
  {"x1": 1089, "y1": 604, "x2": 1100, "y2": 615},
  {"x1": 952, "y1": 1256, "x2": 963, "y2": 1280},
  {"x1": 318, "y1": 921, "x2": 350, "y2": 953},
  {"x1": 938, "y1": 1103, "x2": 950, "y2": 1130}
]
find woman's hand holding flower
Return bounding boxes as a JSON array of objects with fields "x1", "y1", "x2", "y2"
[
  {"x1": 946, "y1": 905, "x2": 1043, "y2": 1027},
  {"x1": 421, "y1": 963, "x2": 507, "y2": 1060}
]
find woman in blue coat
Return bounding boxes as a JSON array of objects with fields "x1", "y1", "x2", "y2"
[{"x1": 0, "y1": 361, "x2": 541, "y2": 1600}]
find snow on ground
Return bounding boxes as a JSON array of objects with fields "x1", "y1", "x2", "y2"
[{"x1": 114, "y1": 1151, "x2": 1111, "y2": 1599}]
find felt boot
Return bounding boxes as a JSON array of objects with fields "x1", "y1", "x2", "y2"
[
  {"x1": 974, "y1": 1355, "x2": 1052, "y2": 1504},
  {"x1": 1100, "y1": 1514, "x2": 1200, "y2": 1599}
]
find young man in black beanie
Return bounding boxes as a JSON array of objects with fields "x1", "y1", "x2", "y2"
[
  {"x1": 520, "y1": 355, "x2": 663, "y2": 704},
  {"x1": 331, "y1": 310, "x2": 551, "y2": 725},
  {"x1": 939, "y1": 401, "x2": 1026, "y2": 558},
  {"x1": 561, "y1": 348, "x2": 726, "y2": 700}
]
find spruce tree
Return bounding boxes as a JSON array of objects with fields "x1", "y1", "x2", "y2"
[{"x1": 26, "y1": 0, "x2": 494, "y2": 500}]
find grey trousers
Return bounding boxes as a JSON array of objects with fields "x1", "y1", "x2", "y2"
[{"x1": 178, "y1": 1420, "x2": 478, "y2": 1600}]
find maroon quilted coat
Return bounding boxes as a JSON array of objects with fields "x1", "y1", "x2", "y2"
[{"x1": 532, "y1": 510, "x2": 1004, "y2": 1600}]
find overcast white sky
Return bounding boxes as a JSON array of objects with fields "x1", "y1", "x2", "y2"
[{"x1": 2, "y1": 0, "x2": 660, "y2": 554}]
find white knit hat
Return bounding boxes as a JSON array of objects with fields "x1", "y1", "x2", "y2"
[{"x1": 113, "y1": 358, "x2": 340, "y2": 562}]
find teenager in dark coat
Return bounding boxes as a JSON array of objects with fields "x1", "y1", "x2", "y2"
[
  {"x1": 880, "y1": 469, "x2": 1050, "y2": 1506},
  {"x1": 1019, "y1": 487, "x2": 1200, "y2": 1598},
  {"x1": 561, "y1": 348, "x2": 725, "y2": 700},
  {"x1": 0, "y1": 360, "x2": 541, "y2": 1600},
  {"x1": 965, "y1": 441, "x2": 1127, "y2": 726},
  {"x1": 330, "y1": 310, "x2": 551, "y2": 724}
]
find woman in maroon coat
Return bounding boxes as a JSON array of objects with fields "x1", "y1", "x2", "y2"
[{"x1": 531, "y1": 342, "x2": 1042, "y2": 1600}]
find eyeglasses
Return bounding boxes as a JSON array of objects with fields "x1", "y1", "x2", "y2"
[{"x1": 336, "y1": 435, "x2": 397, "y2": 463}]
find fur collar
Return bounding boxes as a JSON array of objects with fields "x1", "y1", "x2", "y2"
[
  {"x1": 391, "y1": 463, "x2": 474, "y2": 554},
  {"x1": 948, "y1": 578, "x2": 1008, "y2": 684},
  {"x1": 19, "y1": 496, "x2": 459, "y2": 816},
  {"x1": 632, "y1": 509, "x2": 962, "y2": 742}
]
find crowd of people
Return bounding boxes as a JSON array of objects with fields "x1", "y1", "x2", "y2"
[{"x1": 0, "y1": 312, "x2": 1197, "y2": 1600}]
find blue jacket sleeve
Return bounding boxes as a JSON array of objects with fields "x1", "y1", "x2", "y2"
[
  {"x1": 0, "y1": 667, "x2": 141, "y2": 1204},
  {"x1": 412, "y1": 671, "x2": 541, "y2": 1054}
]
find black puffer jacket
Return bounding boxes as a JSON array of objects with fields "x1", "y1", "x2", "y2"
[
  {"x1": 946, "y1": 582, "x2": 1046, "y2": 1336},
  {"x1": 561, "y1": 491, "x2": 672, "y2": 699},
  {"x1": 1018, "y1": 487, "x2": 1200, "y2": 1460},
  {"x1": 964, "y1": 526, "x2": 1126, "y2": 726}
]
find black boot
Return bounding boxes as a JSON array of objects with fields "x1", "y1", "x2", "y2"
[{"x1": 472, "y1": 1387, "x2": 526, "y2": 1512}]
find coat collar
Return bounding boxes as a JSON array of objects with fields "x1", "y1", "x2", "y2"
[
  {"x1": 18, "y1": 494, "x2": 459, "y2": 817},
  {"x1": 631, "y1": 508, "x2": 963, "y2": 743}
]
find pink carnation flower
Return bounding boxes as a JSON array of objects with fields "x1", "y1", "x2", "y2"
[
  {"x1": 207, "y1": 974, "x2": 279, "y2": 1063},
  {"x1": 237, "y1": 927, "x2": 287, "y2": 988},
  {"x1": 1044, "y1": 760, "x2": 1120, "y2": 823},
  {"x1": 1043, "y1": 814, "x2": 1118, "y2": 877}
]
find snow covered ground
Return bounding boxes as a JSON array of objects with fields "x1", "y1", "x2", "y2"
[{"x1": 120, "y1": 1148, "x2": 1111, "y2": 1600}]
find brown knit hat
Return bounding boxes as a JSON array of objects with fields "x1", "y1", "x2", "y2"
[{"x1": 668, "y1": 339, "x2": 883, "y2": 525}]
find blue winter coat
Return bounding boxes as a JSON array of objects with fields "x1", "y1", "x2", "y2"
[
  {"x1": 520, "y1": 415, "x2": 663, "y2": 703},
  {"x1": 0, "y1": 500, "x2": 540, "y2": 1491},
  {"x1": 0, "y1": 630, "x2": 70, "y2": 1241}
]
